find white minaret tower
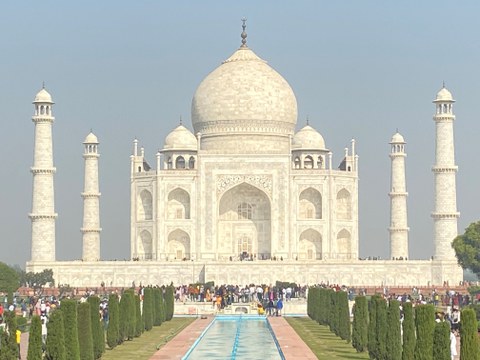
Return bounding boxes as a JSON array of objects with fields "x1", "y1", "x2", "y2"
[
  {"x1": 81, "y1": 131, "x2": 101, "y2": 261},
  {"x1": 29, "y1": 87, "x2": 57, "y2": 262},
  {"x1": 432, "y1": 86, "x2": 459, "y2": 260},
  {"x1": 389, "y1": 131, "x2": 409, "y2": 260}
]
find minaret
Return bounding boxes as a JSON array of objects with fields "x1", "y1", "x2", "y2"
[
  {"x1": 432, "y1": 86, "x2": 459, "y2": 260},
  {"x1": 81, "y1": 132, "x2": 101, "y2": 261},
  {"x1": 389, "y1": 132, "x2": 409, "y2": 259},
  {"x1": 29, "y1": 87, "x2": 57, "y2": 262}
]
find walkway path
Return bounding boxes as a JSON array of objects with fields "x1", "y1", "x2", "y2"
[
  {"x1": 268, "y1": 316, "x2": 317, "y2": 359},
  {"x1": 20, "y1": 331, "x2": 29, "y2": 359},
  {"x1": 149, "y1": 316, "x2": 213, "y2": 359}
]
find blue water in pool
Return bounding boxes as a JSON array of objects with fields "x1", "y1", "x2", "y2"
[{"x1": 182, "y1": 316, "x2": 284, "y2": 359}]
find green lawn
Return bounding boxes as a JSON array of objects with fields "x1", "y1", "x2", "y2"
[
  {"x1": 286, "y1": 317, "x2": 370, "y2": 359},
  {"x1": 100, "y1": 317, "x2": 195, "y2": 360}
]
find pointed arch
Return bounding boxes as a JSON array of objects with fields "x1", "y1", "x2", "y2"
[
  {"x1": 294, "y1": 157, "x2": 300, "y2": 169},
  {"x1": 168, "y1": 229, "x2": 190, "y2": 260},
  {"x1": 138, "y1": 230, "x2": 152, "y2": 260},
  {"x1": 218, "y1": 182, "x2": 271, "y2": 258},
  {"x1": 304, "y1": 155, "x2": 314, "y2": 169},
  {"x1": 299, "y1": 188, "x2": 322, "y2": 219},
  {"x1": 175, "y1": 156, "x2": 185, "y2": 169},
  {"x1": 336, "y1": 229, "x2": 351, "y2": 259},
  {"x1": 138, "y1": 190, "x2": 153, "y2": 220},
  {"x1": 188, "y1": 156, "x2": 195, "y2": 169},
  {"x1": 167, "y1": 188, "x2": 190, "y2": 219},
  {"x1": 336, "y1": 188, "x2": 352, "y2": 220},
  {"x1": 298, "y1": 229, "x2": 322, "y2": 260}
]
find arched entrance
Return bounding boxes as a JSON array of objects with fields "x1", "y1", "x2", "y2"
[{"x1": 218, "y1": 183, "x2": 271, "y2": 260}]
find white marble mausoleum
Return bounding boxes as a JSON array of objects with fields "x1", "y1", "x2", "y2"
[{"x1": 26, "y1": 25, "x2": 462, "y2": 287}]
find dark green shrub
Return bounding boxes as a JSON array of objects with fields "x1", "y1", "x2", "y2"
[
  {"x1": 337, "y1": 291, "x2": 351, "y2": 342},
  {"x1": 368, "y1": 295, "x2": 379, "y2": 359},
  {"x1": 106, "y1": 294, "x2": 119, "y2": 349},
  {"x1": 125, "y1": 290, "x2": 136, "y2": 340},
  {"x1": 385, "y1": 299, "x2": 402, "y2": 360},
  {"x1": 460, "y1": 308, "x2": 480, "y2": 360},
  {"x1": 1, "y1": 310, "x2": 19, "y2": 359},
  {"x1": 402, "y1": 302, "x2": 415, "y2": 360},
  {"x1": 153, "y1": 287, "x2": 162, "y2": 326},
  {"x1": 77, "y1": 302, "x2": 94, "y2": 360},
  {"x1": 165, "y1": 284, "x2": 174, "y2": 321},
  {"x1": 134, "y1": 295, "x2": 144, "y2": 337},
  {"x1": 87, "y1": 296, "x2": 105, "y2": 359},
  {"x1": 413, "y1": 304, "x2": 435, "y2": 360},
  {"x1": 375, "y1": 297, "x2": 387, "y2": 360},
  {"x1": 27, "y1": 315, "x2": 42, "y2": 360},
  {"x1": 432, "y1": 321, "x2": 450, "y2": 360},
  {"x1": 61, "y1": 299, "x2": 80, "y2": 360},
  {"x1": 143, "y1": 288, "x2": 153, "y2": 331},
  {"x1": 352, "y1": 295, "x2": 368, "y2": 352},
  {"x1": 45, "y1": 309, "x2": 66, "y2": 360}
]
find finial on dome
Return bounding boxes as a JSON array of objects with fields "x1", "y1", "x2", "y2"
[
  {"x1": 42, "y1": 81, "x2": 45, "y2": 89},
  {"x1": 442, "y1": 80, "x2": 445, "y2": 88},
  {"x1": 241, "y1": 18, "x2": 247, "y2": 47},
  {"x1": 179, "y1": 115, "x2": 183, "y2": 126},
  {"x1": 306, "y1": 115, "x2": 309, "y2": 126}
]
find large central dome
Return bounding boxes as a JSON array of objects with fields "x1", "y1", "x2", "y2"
[{"x1": 191, "y1": 45, "x2": 298, "y2": 141}]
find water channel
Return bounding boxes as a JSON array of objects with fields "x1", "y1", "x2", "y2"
[{"x1": 182, "y1": 315, "x2": 285, "y2": 359}]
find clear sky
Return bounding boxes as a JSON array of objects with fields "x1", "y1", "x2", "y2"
[{"x1": 1, "y1": 1, "x2": 479, "y2": 267}]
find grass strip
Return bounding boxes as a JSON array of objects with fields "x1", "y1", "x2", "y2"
[
  {"x1": 286, "y1": 317, "x2": 370, "y2": 359},
  {"x1": 101, "y1": 317, "x2": 195, "y2": 360}
]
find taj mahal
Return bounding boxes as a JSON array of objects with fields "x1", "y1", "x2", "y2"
[{"x1": 26, "y1": 24, "x2": 462, "y2": 287}]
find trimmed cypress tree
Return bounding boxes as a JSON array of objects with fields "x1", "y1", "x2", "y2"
[
  {"x1": 134, "y1": 295, "x2": 144, "y2": 337},
  {"x1": 62, "y1": 299, "x2": 80, "y2": 360},
  {"x1": 402, "y1": 302, "x2": 415, "y2": 360},
  {"x1": 460, "y1": 308, "x2": 480, "y2": 360},
  {"x1": 368, "y1": 295, "x2": 379, "y2": 360},
  {"x1": 338, "y1": 290, "x2": 351, "y2": 342},
  {"x1": 352, "y1": 295, "x2": 368, "y2": 352},
  {"x1": 165, "y1": 284, "x2": 174, "y2": 321},
  {"x1": 27, "y1": 315, "x2": 43, "y2": 360},
  {"x1": 385, "y1": 299, "x2": 402, "y2": 360},
  {"x1": 432, "y1": 321, "x2": 450, "y2": 360},
  {"x1": 413, "y1": 304, "x2": 435, "y2": 360},
  {"x1": 375, "y1": 297, "x2": 387, "y2": 360},
  {"x1": 125, "y1": 290, "x2": 136, "y2": 340},
  {"x1": 160, "y1": 292, "x2": 166, "y2": 324},
  {"x1": 77, "y1": 302, "x2": 94, "y2": 360},
  {"x1": 45, "y1": 309, "x2": 66, "y2": 360},
  {"x1": 106, "y1": 294, "x2": 119, "y2": 349},
  {"x1": 153, "y1": 287, "x2": 162, "y2": 326},
  {"x1": 6, "y1": 310, "x2": 19, "y2": 359},
  {"x1": 143, "y1": 287, "x2": 153, "y2": 331},
  {"x1": 118, "y1": 293, "x2": 128, "y2": 343},
  {"x1": 0, "y1": 329, "x2": 15, "y2": 360},
  {"x1": 87, "y1": 296, "x2": 105, "y2": 359}
]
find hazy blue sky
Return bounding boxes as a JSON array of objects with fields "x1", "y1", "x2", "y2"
[{"x1": 2, "y1": 1, "x2": 479, "y2": 267}]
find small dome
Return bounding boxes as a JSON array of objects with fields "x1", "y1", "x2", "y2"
[
  {"x1": 390, "y1": 132, "x2": 405, "y2": 144},
  {"x1": 292, "y1": 125, "x2": 327, "y2": 150},
  {"x1": 33, "y1": 88, "x2": 53, "y2": 103},
  {"x1": 84, "y1": 132, "x2": 99, "y2": 144},
  {"x1": 163, "y1": 125, "x2": 197, "y2": 151},
  {"x1": 434, "y1": 87, "x2": 454, "y2": 102}
]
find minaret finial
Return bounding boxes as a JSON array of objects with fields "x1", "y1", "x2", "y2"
[
  {"x1": 442, "y1": 80, "x2": 445, "y2": 88},
  {"x1": 179, "y1": 115, "x2": 183, "y2": 126},
  {"x1": 42, "y1": 81, "x2": 45, "y2": 89},
  {"x1": 241, "y1": 18, "x2": 247, "y2": 47},
  {"x1": 306, "y1": 115, "x2": 309, "y2": 126}
]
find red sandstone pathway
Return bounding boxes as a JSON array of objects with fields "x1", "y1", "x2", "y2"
[
  {"x1": 150, "y1": 315, "x2": 317, "y2": 359},
  {"x1": 268, "y1": 316, "x2": 317, "y2": 359},
  {"x1": 150, "y1": 316, "x2": 214, "y2": 360}
]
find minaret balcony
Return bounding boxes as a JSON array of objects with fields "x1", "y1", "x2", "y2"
[
  {"x1": 30, "y1": 167, "x2": 56, "y2": 174},
  {"x1": 28, "y1": 213, "x2": 58, "y2": 220},
  {"x1": 388, "y1": 192, "x2": 408, "y2": 197},
  {"x1": 431, "y1": 212, "x2": 460, "y2": 219},
  {"x1": 431, "y1": 166, "x2": 458, "y2": 173}
]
